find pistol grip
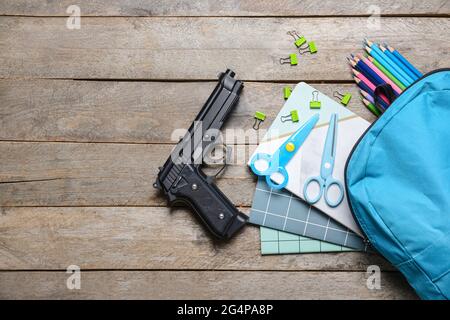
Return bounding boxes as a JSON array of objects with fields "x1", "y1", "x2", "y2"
[{"x1": 168, "y1": 164, "x2": 248, "y2": 239}]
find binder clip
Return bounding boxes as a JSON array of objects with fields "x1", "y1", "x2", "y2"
[
  {"x1": 283, "y1": 87, "x2": 292, "y2": 100},
  {"x1": 334, "y1": 91, "x2": 352, "y2": 106},
  {"x1": 279, "y1": 54, "x2": 298, "y2": 66},
  {"x1": 253, "y1": 111, "x2": 266, "y2": 130},
  {"x1": 287, "y1": 30, "x2": 307, "y2": 48},
  {"x1": 310, "y1": 90, "x2": 321, "y2": 109},
  {"x1": 281, "y1": 110, "x2": 299, "y2": 123},
  {"x1": 299, "y1": 42, "x2": 317, "y2": 55}
]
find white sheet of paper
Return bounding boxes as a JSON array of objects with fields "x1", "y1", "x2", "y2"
[{"x1": 249, "y1": 82, "x2": 370, "y2": 237}]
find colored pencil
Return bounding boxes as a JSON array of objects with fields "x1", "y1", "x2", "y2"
[
  {"x1": 349, "y1": 56, "x2": 384, "y2": 87},
  {"x1": 362, "y1": 98, "x2": 382, "y2": 117},
  {"x1": 354, "y1": 76, "x2": 374, "y2": 95},
  {"x1": 347, "y1": 58, "x2": 381, "y2": 86},
  {"x1": 366, "y1": 40, "x2": 415, "y2": 85},
  {"x1": 356, "y1": 54, "x2": 402, "y2": 95},
  {"x1": 368, "y1": 56, "x2": 407, "y2": 90},
  {"x1": 352, "y1": 69, "x2": 390, "y2": 105},
  {"x1": 352, "y1": 55, "x2": 401, "y2": 96},
  {"x1": 386, "y1": 44, "x2": 423, "y2": 78},
  {"x1": 360, "y1": 89, "x2": 388, "y2": 110},
  {"x1": 364, "y1": 43, "x2": 411, "y2": 87},
  {"x1": 380, "y1": 45, "x2": 418, "y2": 81}
]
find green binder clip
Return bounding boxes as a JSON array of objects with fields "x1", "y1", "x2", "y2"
[
  {"x1": 253, "y1": 111, "x2": 266, "y2": 130},
  {"x1": 281, "y1": 110, "x2": 299, "y2": 123},
  {"x1": 310, "y1": 90, "x2": 321, "y2": 109},
  {"x1": 283, "y1": 87, "x2": 292, "y2": 100},
  {"x1": 280, "y1": 54, "x2": 298, "y2": 66},
  {"x1": 334, "y1": 91, "x2": 352, "y2": 106},
  {"x1": 287, "y1": 30, "x2": 307, "y2": 48},
  {"x1": 299, "y1": 41, "x2": 317, "y2": 55}
]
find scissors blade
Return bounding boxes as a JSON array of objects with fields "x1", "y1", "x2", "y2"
[
  {"x1": 278, "y1": 113, "x2": 319, "y2": 168},
  {"x1": 320, "y1": 113, "x2": 338, "y2": 179}
]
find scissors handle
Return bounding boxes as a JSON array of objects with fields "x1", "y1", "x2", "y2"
[
  {"x1": 265, "y1": 166, "x2": 289, "y2": 190},
  {"x1": 323, "y1": 178, "x2": 344, "y2": 208},
  {"x1": 250, "y1": 153, "x2": 289, "y2": 190},
  {"x1": 303, "y1": 176, "x2": 324, "y2": 204},
  {"x1": 249, "y1": 153, "x2": 275, "y2": 176},
  {"x1": 303, "y1": 176, "x2": 344, "y2": 207}
]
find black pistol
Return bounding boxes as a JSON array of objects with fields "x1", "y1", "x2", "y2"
[{"x1": 154, "y1": 69, "x2": 248, "y2": 239}]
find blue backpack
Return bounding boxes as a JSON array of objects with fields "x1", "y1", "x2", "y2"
[{"x1": 346, "y1": 69, "x2": 450, "y2": 300}]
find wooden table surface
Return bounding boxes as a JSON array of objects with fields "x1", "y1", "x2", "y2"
[{"x1": 1, "y1": 0, "x2": 449, "y2": 299}]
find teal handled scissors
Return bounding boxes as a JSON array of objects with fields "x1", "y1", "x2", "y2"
[
  {"x1": 250, "y1": 113, "x2": 319, "y2": 190},
  {"x1": 303, "y1": 113, "x2": 344, "y2": 207}
]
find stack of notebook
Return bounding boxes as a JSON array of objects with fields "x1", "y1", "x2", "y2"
[{"x1": 248, "y1": 82, "x2": 371, "y2": 254}]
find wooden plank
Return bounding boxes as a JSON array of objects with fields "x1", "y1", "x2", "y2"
[
  {"x1": 1, "y1": 17, "x2": 447, "y2": 80},
  {"x1": 0, "y1": 0, "x2": 448, "y2": 16},
  {"x1": 0, "y1": 270, "x2": 417, "y2": 299},
  {"x1": 0, "y1": 206, "x2": 391, "y2": 271},
  {"x1": 0, "y1": 142, "x2": 257, "y2": 206},
  {"x1": 0, "y1": 80, "x2": 376, "y2": 143}
]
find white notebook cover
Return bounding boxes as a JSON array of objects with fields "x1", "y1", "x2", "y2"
[{"x1": 248, "y1": 82, "x2": 370, "y2": 236}]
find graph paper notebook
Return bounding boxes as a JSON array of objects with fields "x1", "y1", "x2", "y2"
[
  {"x1": 260, "y1": 227, "x2": 355, "y2": 255},
  {"x1": 250, "y1": 178, "x2": 369, "y2": 251},
  {"x1": 248, "y1": 82, "x2": 370, "y2": 237}
]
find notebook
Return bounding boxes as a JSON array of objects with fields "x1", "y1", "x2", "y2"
[
  {"x1": 260, "y1": 227, "x2": 355, "y2": 255},
  {"x1": 248, "y1": 82, "x2": 370, "y2": 236},
  {"x1": 250, "y1": 178, "x2": 369, "y2": 251}
]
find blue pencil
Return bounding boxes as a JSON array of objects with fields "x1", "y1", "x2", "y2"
[
  {"x1": 365, "y1": 40, "x2": 414, "y2": 84},
  {"x1": 364, "y1": 45, "x2": 410, "y2": 87},
  {"x1": 386, "y1": 44, "x2": 423, "y2": 78},
  {"x1": 365, "y1": 40, "x2": 414, "y2": 85},
  {"x1": 372, "y1": 43, "x2": 414, "y2": 85},
  {"x1": 351, "y1": 59, "x2": 379, "y2": 85},
  {"x1": 350, "y1": 56, "x2": 391, "y2": 88},
  {"x1": 353, "y1": 57, "x2": 400, "y2": 96},
  {"x1": 380, "y1": 45, "x2": 418, "y2": 81}
]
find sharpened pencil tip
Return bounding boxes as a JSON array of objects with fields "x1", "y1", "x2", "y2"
[
  {"x1": 364, "y1": 45, "x2": 371, "y2": 52},
  {"x1": 365, "y1": 38, "x2": 373, "y2": 46},
  {"x1": 353, "y1": 76, "x2": 361, "y2": 83},
  {"x1": 352, "y1": 69, "x2": 359, "y2": 75}
]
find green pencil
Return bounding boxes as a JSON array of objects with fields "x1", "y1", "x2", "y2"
[
  {"x1": 362, "y1": 98, "x2": 382, "y2": 117},
  {"x1": 368, "y1": 56, "x2": 406, "y2": 91}
]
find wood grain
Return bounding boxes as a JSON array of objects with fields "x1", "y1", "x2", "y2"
[
  {"x1": 0, "y1": 270, "x2": 417, "y2": 299},
  {"x1": 0, "y1": 0, "x2": 448, "y2": 16},
  {"x1": 0, "y1": 80, "x2": 376, "y2": 143},
  {"x1": 0, "y1": 142, "x2": 258, "y2": 206},
  {"x1": 0, "y1": 206, "x2": 391, "y2": 271},
  {"x1": 1, "y1": 17, "x2": 448, "y2": 80}
]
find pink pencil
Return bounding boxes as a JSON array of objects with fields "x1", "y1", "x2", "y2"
[
  {"x1": 357, "y1": 54, "x2": 402, "y2": 94},
  {"x1": 352, "y1": 69, "x2": 390, "y2": 105}
]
